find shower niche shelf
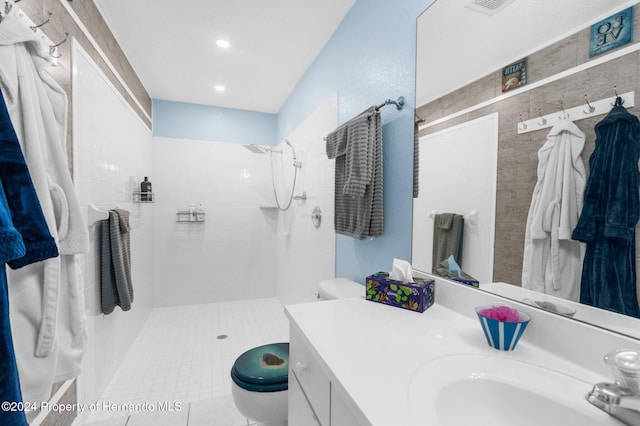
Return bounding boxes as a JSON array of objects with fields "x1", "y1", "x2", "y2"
[{"x1": 133, "y1": 191, "x2": 155, "y2": 203}]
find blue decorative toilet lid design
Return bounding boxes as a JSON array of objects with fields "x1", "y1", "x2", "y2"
[{"x1": 232, "y1": 342, "x2": 289, "y2": 385}]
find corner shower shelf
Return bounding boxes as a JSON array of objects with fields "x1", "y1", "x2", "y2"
[{"x1": 133, "y1": 191, "x2": 155, "y2": 203}]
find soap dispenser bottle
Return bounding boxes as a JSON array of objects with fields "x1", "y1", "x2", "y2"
[{"x1": 140, "y1": 176, "x2": 153, "y2": 201}]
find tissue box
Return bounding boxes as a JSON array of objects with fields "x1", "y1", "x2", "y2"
[
  {"x1": 365, "y1": 272, "x2": 434, "y2": 313},
  {"x1": 433, "y1": 266, "x2": 479, "y2": 288}
]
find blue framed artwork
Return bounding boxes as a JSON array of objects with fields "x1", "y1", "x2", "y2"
[{"x1": 590, "y1": 7, "x2": 634, "y2": 57}]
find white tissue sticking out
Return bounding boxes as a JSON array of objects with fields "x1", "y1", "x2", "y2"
[{"x1": 389, "y1": 258, "x2": 414, "y2": 283}]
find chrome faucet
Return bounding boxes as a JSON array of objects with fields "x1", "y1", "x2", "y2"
[{"x1": 587, "y1": 350, "x2": 640, "y2": 425}]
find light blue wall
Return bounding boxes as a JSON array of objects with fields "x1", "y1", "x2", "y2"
[
  {"x1": 278, "y1": 0, "x2": 432, "y2": 283},
  {"x1": 153, "y1": 99, "x2": 277, "y2": 146}
]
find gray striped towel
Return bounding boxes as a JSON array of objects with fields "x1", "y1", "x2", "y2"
[
  {"x1": 326, "y1": 107, "x2": 383, "y2": 239},
  {"x1": 100, "y1": 208, "x2": 133, "y2": 314}
]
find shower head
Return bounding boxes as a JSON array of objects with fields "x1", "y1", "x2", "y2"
[
  {"x1": 244, "y1": 144, "x2": 283, "y2": 154},
  {"x1": 243, "y1": 144, "x2": 268, "y2": 154},
  {"x1": 285, "y1": 139, "x2": 297, "y2": 161}
]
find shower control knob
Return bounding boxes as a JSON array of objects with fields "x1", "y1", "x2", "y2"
[{"x1": 311, "y1": 205, "x2": 322, "y2": 228}]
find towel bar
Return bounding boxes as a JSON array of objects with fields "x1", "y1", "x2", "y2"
[
  {"x1": 428, "y1": 210, "x2": 478, "y2": 226},
  {"x1": 88, "y1": 204, "x2": 108, "y2": 227}
]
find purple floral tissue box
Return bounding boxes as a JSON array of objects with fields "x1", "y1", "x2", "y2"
[{"x1": 365, "y1": 272, "x2": 434, "y2": 313}]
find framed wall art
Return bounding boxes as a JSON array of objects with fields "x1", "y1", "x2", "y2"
[
  {"x1": 502, "y1": 58, "x2": 527, "y2": 93},
  {"x1": 590, "y1": 7, "x2": 634, "y2": 57}
]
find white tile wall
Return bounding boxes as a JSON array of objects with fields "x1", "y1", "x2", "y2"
[
  {"x1": 151, "y1": 138, "x2": 277, "y2": 307},
  {"x1": 72, "y1": 44, "x2": 154, "y2": 413},
  {"x1": 152, "y1": 94, "x2": 338, "y2": 308},
  {"x1": 275, "y1": 94, "x2": 338, "y2": 304}
]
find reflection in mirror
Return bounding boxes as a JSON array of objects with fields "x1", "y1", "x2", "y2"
[
  {"x1": 411, "y1": 114, "x2": 498, "y2": 283},
  {"x1": 414, "y1": 0, "x2": 640, "y2": 339}
]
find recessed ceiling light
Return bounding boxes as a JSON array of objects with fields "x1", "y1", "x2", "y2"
[
  {"x1": 214, "y1": 85, "x2": 225, "y2": 92},
  {"x1": 216, "y1": 39, "x2": 230, "y2": 49}
]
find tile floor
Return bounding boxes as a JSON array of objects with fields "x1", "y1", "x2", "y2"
[{"x1": 85, "y1": 298, "x2": 290, "y2": 425}]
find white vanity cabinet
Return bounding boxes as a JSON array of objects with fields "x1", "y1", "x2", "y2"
[
  {"x1": 288, "y1": 325, "x2": 365, "y2": 426},
  {"x1": 289, "y1": 325, "x2": 330, "y2": 425},
  {"x1": 288, "y1": 372, "x2": 322, "y2": 425},
  {"x1": 329, "y1": 388, "x2": 363, "y2": 426}
]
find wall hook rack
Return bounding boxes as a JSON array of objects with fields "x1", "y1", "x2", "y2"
[{"x1": 517, "y1": 91, "x2": 635, "y2": 134}]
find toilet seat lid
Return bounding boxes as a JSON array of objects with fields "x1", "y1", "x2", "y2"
[
  {"x1": 232, "y1": 342, "x2": 289, "y2": 386},
  {"x1": 318, "y1": 278, "x2": 363, "y2": 300}
]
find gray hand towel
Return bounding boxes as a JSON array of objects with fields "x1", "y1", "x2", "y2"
[
  {"x1": 432, "y1": 213, "x2": 464, "y2": 267},
  {"x1": 100, "y1": 208, "x2": 133, "y2": 314}
]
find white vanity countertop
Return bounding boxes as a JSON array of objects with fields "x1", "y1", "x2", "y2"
[{"x1": 285, "y1": 296, "x2": 617, "y2": 426}]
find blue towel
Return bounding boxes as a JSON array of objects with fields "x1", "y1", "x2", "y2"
[{"x1": 0, "y1": 91, "x2": 58, "y2": 425}]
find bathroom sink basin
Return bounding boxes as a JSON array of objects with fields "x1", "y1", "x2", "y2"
[{"x1": 408, "y1": 354, "x2": 620, "y2": 426}]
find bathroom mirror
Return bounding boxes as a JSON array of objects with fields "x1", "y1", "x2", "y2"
[{"x1": 414, "y1": 0, "x2": 640, "y2": 339}]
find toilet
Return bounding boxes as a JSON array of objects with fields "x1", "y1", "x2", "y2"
[
  {"x1": 231, "y1": 278, "x2": 362, "y2": 425},
  {"x1": 231, "y1": 342, "x2": 290, "y2": 426},
  {"x1": 317, "y1": 277, "x2": 364, "y2": 300}
]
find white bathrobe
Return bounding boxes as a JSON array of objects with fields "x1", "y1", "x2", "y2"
[
  {"x1": 522, "y1": 120, "x2": 586, "y2": 302},
  {"x1": 0, "y1": 11, "x2": 89, "y2": 404}
]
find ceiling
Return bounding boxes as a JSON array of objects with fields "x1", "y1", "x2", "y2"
[
  {"x1": 94, "y1": 0, "x2": 356, "y2": 114},
  {"x1": 416, "y1": 0, "x2": 638, "y2": 107},
  {"x1": 95, "y1": 1, "x2": 638, "y2": 115}
]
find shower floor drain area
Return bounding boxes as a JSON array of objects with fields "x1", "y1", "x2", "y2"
[{"x1": 216, "y1": 334, "x2": 228, "y2": 340}]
